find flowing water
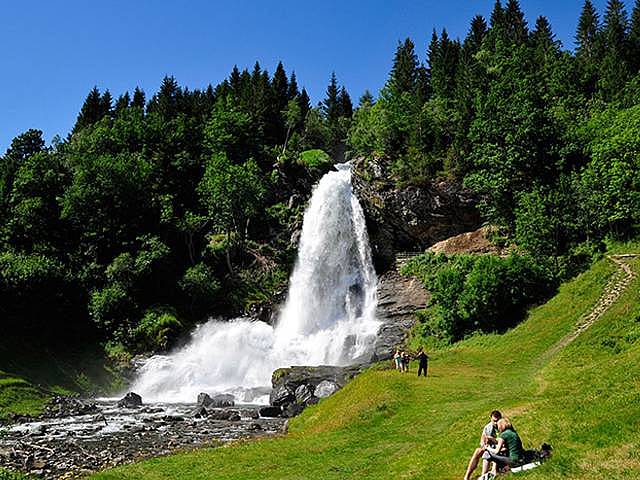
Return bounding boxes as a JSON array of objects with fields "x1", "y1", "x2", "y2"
[{"x1": 131, "y1": 163, "x2": 380, "y2": 403}]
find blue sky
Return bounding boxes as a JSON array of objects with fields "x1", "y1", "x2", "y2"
[{"x1": 1, "y1": 0, "x2": 633, "y2": 153}]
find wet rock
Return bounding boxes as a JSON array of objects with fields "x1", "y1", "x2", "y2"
[
  {"x1": 371, "y1": 271, "x2": 429, "y2": 361},
  {"x1": 208, "y1": 410, "x2": 240, "y2": 421},
  {"x1": 191, "y1": 405, "x2": 209, "y2": 418},
  {"x1": 270, "y1": 384, "x2": 295, "y2": 407},
  {"x1": 210, "y1": 394, "x2": 235, "y2": 408},
  {"x1": 270, "y1": 365, "x2": 363, "y2": 417},
  {"x1": 314, "y1": 380, "x2": 339, "y2": 398},
  {"x1": 43, "y1": 396, "x2": 100, "y2": 418},
  {"x1": 117, "y1": 392, "x2": 142, "y2": 408},
  {"x1": 294, "y1": 384, "x2": 315, "y2": 405},
  {"x1": 197, "y1": 392, "x2": 235, "y2": 408},
  {"x1": 259, "y1": 406, "x2": 282, "y2": 418}
]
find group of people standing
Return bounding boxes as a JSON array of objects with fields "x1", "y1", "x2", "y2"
[
  {"x1": 463, "y1": 410, "x2": 526, "y2": 480},
  {"x1": 393, "y1": 348, "x2": 429, "y2": 376}
]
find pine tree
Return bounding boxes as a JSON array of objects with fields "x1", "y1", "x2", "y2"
[
  {"x1": 114, "y1": 92, "x2": 131, "y2": 116},
  {"x1": 576, "y1": 0, "x2": 600, "y2": 60},
  {"x1": 358, "y1": 90, "x2": 375, "y2": 108},
  {"x1": 490, "y1": 0, "x2": 505, "y2": 31},
  {"x1": 100, "y1": 90, "x2": 113, "y2": 119},
  {"x1": 600, "y1": 0, "x2": 630, "y2": 100},
  {"x1": 322, "y1": 72, "x2": 340, "y2": 123},
  {"x1": 132, "y1": 87, "x2": 146, "y2": 110},
  {"x1": 389, "y1": 38, "x2": 419, "y2": 95},
  {"x1": 531, "y1": 16, "x2": 561, "y2": 64},
  {"x1": 504, "y1": 0, "x2": 528, "y2": 45},
  {"x1": 629, "y1": 0, "x2": 640, "y2": 72},
  {"x1": 229, "y1": 65, "x2": 242, "y2": 97},
  {"x1": 271, "y1": 61, "x2": 289, "y2": 111},
  {"x1": 338, "y1": 86, "x2": 353, "y2": 118},
  {"x1": 464, "y1": 15, "x2": 488, "y2": 55},
  {"x1": 288, "y1": 72, "x2": 299, "y2": 100},
  {"x1": 73, "y1": 86, "x2": 104, "y2": 133},
  {"x1": 298, "y1": 88, "x2": 311, "y2": 122},
  {"x1": 430, "y1": 29, "x2": 460, "y2": 99}
]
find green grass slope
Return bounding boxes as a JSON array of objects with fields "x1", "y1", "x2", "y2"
[
  {"x1": 0, "y1": 341, "x2": 124, "y2": 420},
  {"x1": 91, "y1": 248, "x2": 640, "y2": 480}
]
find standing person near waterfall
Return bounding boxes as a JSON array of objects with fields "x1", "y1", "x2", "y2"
[
  {"x1": 394, "y1": 349, "x2": 403, "y2": 371},
  {"x1": 416, "y1": 348, "x2": 429, "y2": 377}
]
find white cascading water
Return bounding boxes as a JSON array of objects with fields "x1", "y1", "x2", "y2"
[{"x1": 131, "y1": 163, "x2": 379, "y2": 404}]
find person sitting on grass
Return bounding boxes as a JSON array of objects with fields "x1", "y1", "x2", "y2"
[
  {"x1": 481, "y1": 417, "x2": 525, "y2": 477},
  {"x1": 463, "y1": 410, "x2": 502, "y2": 480}
]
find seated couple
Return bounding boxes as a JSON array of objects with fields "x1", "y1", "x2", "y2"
[{"x1": 463, "y1": 410, "x2": 525, "y2": 480}]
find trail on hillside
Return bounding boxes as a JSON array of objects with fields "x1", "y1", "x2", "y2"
[{"x1": 544, "y1": 254, "x2": 638, "y2": 359}]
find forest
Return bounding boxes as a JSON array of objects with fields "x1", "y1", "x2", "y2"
[{"x1": 1, "y1": 0, "x2": 640, "y2": 357}]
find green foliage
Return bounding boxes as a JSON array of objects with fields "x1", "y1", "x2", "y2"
[
  {"x1": 133, "y1": 307, "x2": 182, "y2": 351},
  {"x1": 297, "y1": 149, "x2": 332, "y2": 172},
  {"x1": 403, "y1": 252, "x2": 555, "y2": 341}
]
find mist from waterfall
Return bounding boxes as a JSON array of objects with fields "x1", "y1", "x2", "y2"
[{"x1": 131, "y1": 163, "x2": 379, "y2": 404}]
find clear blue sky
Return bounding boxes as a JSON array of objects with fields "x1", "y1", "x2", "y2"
[{"x1": 1, "y1": 0, "x2": 632, "y2": 153}]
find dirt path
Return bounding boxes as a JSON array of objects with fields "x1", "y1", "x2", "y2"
[{"x1": 544, "y1": 254, "x2": 638, "y2": 359}]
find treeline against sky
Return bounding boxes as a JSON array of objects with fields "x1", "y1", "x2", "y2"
[
  {"x1": 1, "y1": 0, "x2": 640, "y2": 352},
  {"x1": 0, "y1": 60, "x2": 352, "y2": 352},
  {"x1": 349, "y1": 0, "x2": 640, "y2": 258}
]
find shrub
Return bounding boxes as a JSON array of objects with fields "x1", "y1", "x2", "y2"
[
  {"x1": 403, "y1": 252, "x2": 556, "y2": 342},
  {"x1": 133, "y1": 307, "x2": 182, "y2": 351}
]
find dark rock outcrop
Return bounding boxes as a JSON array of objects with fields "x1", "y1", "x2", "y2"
[
  {"x1": 371, "y1": 271, "x2": 429, "y2": 361},
  {"x1": 197, "y1": 393, "x2": 235, "y2": 408},
  {"x1": 259, "y1": 406, "x2": 283, "y2": 418},
  {"x1": 43, "y1": 396, "x2": 100, "y2": 418},
  {"x1": 117, "y1": 392, "x2": 142, "y2": 409},
  {"x1": 352, "y1": 158, "x2": 481, "y2": 272},
  {"x1": 269, "y1": 365, "x2": 363, "y2": 417}
]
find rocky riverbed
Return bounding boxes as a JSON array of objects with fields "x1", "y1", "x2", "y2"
[{"x1": 0, "y1": 396, "x2": 285, "y2": 479}]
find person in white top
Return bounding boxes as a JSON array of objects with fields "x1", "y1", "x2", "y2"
[{"x1": 463, "y1": 410, "x2": 502, "y2": 480}]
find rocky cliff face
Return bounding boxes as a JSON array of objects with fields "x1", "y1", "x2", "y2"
[{"x1": 352, "y1": 158, "x2": 481, "y2": 272}]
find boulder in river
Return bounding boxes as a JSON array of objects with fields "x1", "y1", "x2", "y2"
[
  {"x1": 259, "y1": 406, "x2": 282, "y2": 418},
  {"x1": 117, "y1": 392, "x2": 142, "y2": 409},
  {"x1": 270, "y1": 365, "x2": 363, "y2": 417},
  {"x1": 197, "y1": 392, "x2": 235, "y2": 408}
]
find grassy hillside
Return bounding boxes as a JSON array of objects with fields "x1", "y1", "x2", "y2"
[
  {"x1": 86, "y1": 245, "x2": 640, "y2": 478},
  {"x1": 0, "y1": 341, "x2": 125, "y2": 421}
]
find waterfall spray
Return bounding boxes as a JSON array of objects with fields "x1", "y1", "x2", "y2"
[{"x1": 131, "y1": 163, "x2": 379, "y2": 403}]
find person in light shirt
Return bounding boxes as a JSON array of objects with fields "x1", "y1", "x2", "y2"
[{"x1": 463, "y1": 410, "x2": 502, "y2": 480}]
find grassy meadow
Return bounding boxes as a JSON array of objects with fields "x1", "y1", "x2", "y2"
[{"x1": 89, "y1": 245, "x2": 640, "y2": 480}]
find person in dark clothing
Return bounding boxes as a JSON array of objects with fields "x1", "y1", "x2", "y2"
[{"x1": 416, "y1": 348, "x2": 429, "y2": 377}]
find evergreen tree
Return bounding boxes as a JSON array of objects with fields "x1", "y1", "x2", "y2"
[
  {"x1": 114, "y1": 92, "x2": 130, "y2": 116},
  {"x1": 322, "y1": 72, "x2": 340, "y2": 123},
  {"x1": 389, "y1": 38, "x2": 419, "y2": 95},
  {"x1": 148, "y1": 76, "x2": 181, "y2": 118},
  {"x1": 73, "y1": 87, "x2": 104, "y2": 133},
  {"x1": 298, "y1": 87, "x2": 311, "y2": 122},
  {"x1": 464, "y1": 15, "x2": 488, "y2": 55},
  {"x1": 132, "y1": 87, "x2": 146, "y2": 110},
  {"x1": 504, "y1": 0, "x2": 528, "y2": 45},
  {"x1": 229, "y1": 65, "x2": 242, "y2": 97},
  {"x1": 100, "y1": 90, "x2": 113, "y2": 119},
  {"x1": 338, "y1": 86, "x2": 353, "y2": 118},
  {"x1": 430, "y1": 29, "x2": 460, "y2": 100},
  {"x1": 358, "y1": 90, "x2": 375, "y2": 108},
  {"x1": 576, "y1": 0, "x2": 600, "y2": 59},
  {"x1": 629, "y1": 0, "x2": 640, "y2": 72},
  {"x1": 600, "y1": 0, "x2": 630, "y2": 100},
  {"x1": 271, "y1": 61, "x2": 289, "y2": 111},
  {"x1": 531, "y1": 16, "x2": 561, "y2": 65},
  {"x1": 288, "y1": 71, "x2": 299, "y2": 100},
  {"x1": 489, "y1": 0, "x2": 506, "y2": 32}
]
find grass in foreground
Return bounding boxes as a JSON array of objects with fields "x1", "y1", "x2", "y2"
[{"x1": 91, "y1": 248, "x2": 640, "y2": 479}]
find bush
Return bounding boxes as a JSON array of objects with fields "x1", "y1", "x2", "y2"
[
  {"x1": 297, "y1": 149, "x2": 332, "y2": 171},
  {"x1": 133, "y1": 307, "x2": 182, "y2": 351},
  {"x1": 403, "y1": 252, "x2": 556, "y2": 342}
]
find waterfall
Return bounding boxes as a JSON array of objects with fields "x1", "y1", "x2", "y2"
[{"x1": 131, "y1": 163, "x2": 379, "y2": 404}]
